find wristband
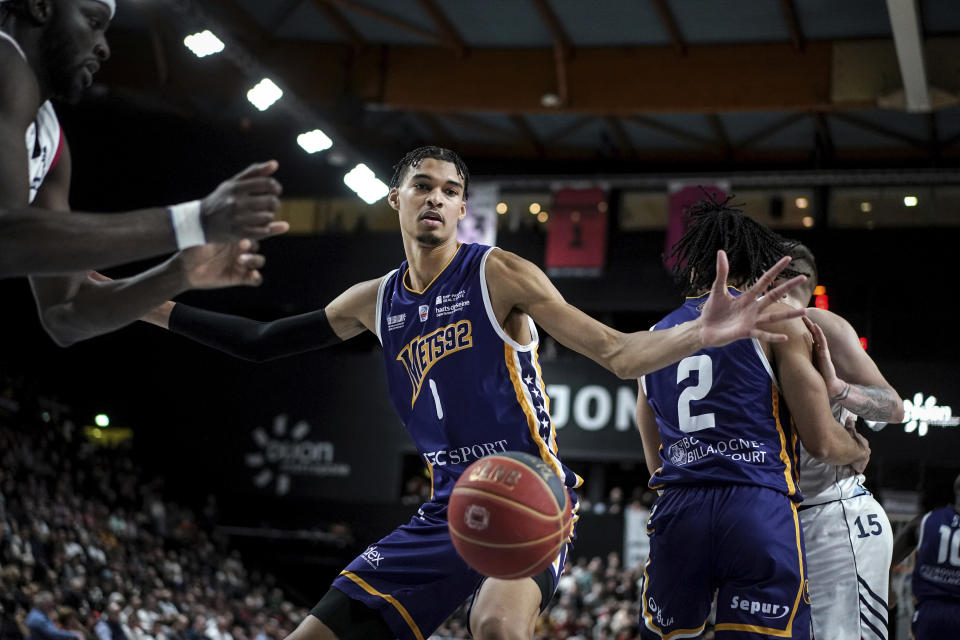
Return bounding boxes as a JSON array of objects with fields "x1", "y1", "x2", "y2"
[{"x1": 168, "y1": 200, "x2": 205, "y2": 249}]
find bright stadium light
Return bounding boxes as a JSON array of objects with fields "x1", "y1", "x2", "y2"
[
  {"x1": 183, "y1": 30, "x2": 225, "y2": 58},
  {"x1": 344, "y1": 163, "x2": 389, "y2": 204},
  {"x1": 297, "y1": 129, "x2": 333, "y2": 154},
  {"x1": 247, "y1": 78, "x2": 283, "y2": 111},
  {"x1": 94, "y1": 414, "x2": 110, "y2": 427}
]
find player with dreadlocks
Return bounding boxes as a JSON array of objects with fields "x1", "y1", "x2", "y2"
[
  {"x1": 635, "y1": 195, "x2": 871, "y2": 639},
  {"x1": 137, "y1": 148, "x2": 807, "y2": 640}
]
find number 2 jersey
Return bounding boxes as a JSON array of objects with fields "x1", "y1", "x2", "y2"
[
  {"x1": 913, "y1": 506, "x2": 960, "y2": 603},
  {"x1": 641, "y1": 290, "x2": 803, "y2": 501},
  {"x1": 375, "y1": 243, "x2": 581, "y2": 517}
]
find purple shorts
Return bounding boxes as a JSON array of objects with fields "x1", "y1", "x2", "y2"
[
  {"x1": 640, "y1": 485, "x2": 811, "y2": 639},
  {"x1": 332, "y1": 508, "x2": 568, "y2": 640}
]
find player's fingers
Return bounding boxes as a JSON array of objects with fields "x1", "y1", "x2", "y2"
[
  {"x1": 230, "y1": 160, "x2": 278, "y2": 181},
  {"x1": 234, "y1": 177, "x2": 283, "y2": 196},
  {"x1": 87, "y1": 270, "x2": 112, "y2": 283},
  {"x1": 237, "y1": 195, "x2": 281, "y2": 214},
  {"x1": 750, "y1": 329, "x2": 789, "y2": 343},
  {"x1": 709, "y1": 250, "x2": 730, "y2": 298},
  {"x1": 244, "y1": 221, "x2": 289, "y2": 239},
  {"x1": 757, "y1": 272, "x2": 805, "y2": 307},
  {"x1": 756, "y1": 307, "x2": 805, "y2": 325},
  {"x1": 748, "y1": 256, "x2": 793, "y2": 299},
  {"x1": 242, "y1": 270, "x2": 263, "y2": 287},
  {"x1": 238, "y1": 253, "x2": 266, "y2": 270}
]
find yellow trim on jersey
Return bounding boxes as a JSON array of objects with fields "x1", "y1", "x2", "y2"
[
  {"x1": 532, "y1": 345, "x2": 585, "y2": 488},
  {"x1": 714, "y1": 501, "x2": 806, "y2": 637},
  {"x1": 771, "y1": 384, "x2": 797, "y2": 497},
  {"x1": 640, "y1": 557, "x2": 707, "y2": 639},
  {"x1": 402, "y1": 243, "x2": 463, "y2": 294},
  {"x1": 425, "y1": 458, "x2": 435, "y2": 501},
  {"x1": 338, "y1": 570, "x2": 425, "y2": 640},
  {"x1": 505, "y1": 343, "x2": 565, "y2": 478}
]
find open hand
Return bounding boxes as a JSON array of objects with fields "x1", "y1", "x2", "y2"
[
  {"x1": 699, "y1": 251, "x2": 808, "y2": 348},
  {"x1": 176, "y1": 239, "x2": 266, "y2": 289},
  {"x1": 201, "y1": 161, "x2": 290, "y2": 242}
]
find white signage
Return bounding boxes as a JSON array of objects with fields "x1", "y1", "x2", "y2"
[{"x1": 902, "y1": 393, "x2": 960, "y2": 437}]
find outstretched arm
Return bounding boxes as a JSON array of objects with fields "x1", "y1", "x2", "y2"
[
  {"x1": 485, "y1": 248, "x2": 806, "y2": 379},
  {"x1": 141, "y1": 274, "x2": 383, "y2": 362},
  {"x1": 770, "y1": 315, "x2": 871, "y2": 468},
  {"x1": 804, "y1": 309, "x2": 904, "y2": 424},
  {"x1": 24, "y1": 154, "x2": 285, "y2": 346}
]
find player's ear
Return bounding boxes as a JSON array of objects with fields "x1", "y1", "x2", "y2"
[
  {"x1": 26, "y1": 0, "x2": 54, "y2": 24},
  {"x1": 457, "y1": 202, "x2": 466, "y2": 221},
  {"x1": 388, "y1": 187, "x2": 400, "y2": 212}
]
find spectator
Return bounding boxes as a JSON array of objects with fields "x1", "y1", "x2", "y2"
[{"x1": 24, "y1": 593, "x2": 80, "y2": 640}]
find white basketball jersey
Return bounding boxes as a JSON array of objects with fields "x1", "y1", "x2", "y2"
[
  {"x1": 798, "y1": 405, "x2": 868, "y2": 507},
  {"x1": 0, "y1": 30, "x2": 63, "y2": 204}
]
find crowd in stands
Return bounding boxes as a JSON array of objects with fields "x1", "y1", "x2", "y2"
[
  {"x1": 0, "y1": 378, "x2": 309, "y2": 640},
  {"x1": 0, "y1": 374, "x2": 716, "y2": 640}
]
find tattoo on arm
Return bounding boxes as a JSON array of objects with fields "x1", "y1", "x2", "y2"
[{"x1": 840, "y1": 384, "x2": 900, "y2": 422}]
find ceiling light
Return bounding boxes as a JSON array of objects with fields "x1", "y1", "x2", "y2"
[
  {"x1": 860, "y1": 201, "x2": 872, "y2": 213},
  {"x1": 496, "y1": 202, "x2": 508, "y2": 215},
  {"x1": 247, "y1": 78, "x2": 282, "y2": 111},
  {"x1": 802, "y1": 216, "x2": 814, "y2": 228},
  {"x1": 795, "y1": 197, "x2": 809, "y2": 209},
  {"x1": 903, "y1": 195, "x2": 918, "y2": 207},
  {"x1": 529, "y1": 202, "x2": 541, "y2": 214},
  {"x1": 183, "y1": 30, "x2": 224, "y2": 57},
  {"x1": 344, "y1": 163, "x2": 388, "y2": 204},
  {"x1": 297, "y1": 129, "x2": 333, "y2": 153}
]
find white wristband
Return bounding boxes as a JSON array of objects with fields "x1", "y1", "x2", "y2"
[{"x1": 169, "y1": 200, "x2": 205, "y2": 249}]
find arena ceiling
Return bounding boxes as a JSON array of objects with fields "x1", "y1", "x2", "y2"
[{"x1": 93, "y1": 0, "x2": 960, "y2": 178}]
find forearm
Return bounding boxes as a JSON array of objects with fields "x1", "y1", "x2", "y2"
[
  {"x1": 831, "y1": 382, "x2": 904, "y2": 423},
  {"x1": 607, "y1": 321, "x2": 703, "y2": 379},
  {"x1": 35, "y1": 258, "x2": 188, "y2": 347},
  {"x1": 166, "y1": 304, "x2": 341, "y2": 362},
  {"x1": 0, "y1": 207, "x2": 177, "y2": 277}
]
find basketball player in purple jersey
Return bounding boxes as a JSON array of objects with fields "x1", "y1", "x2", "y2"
[
  {"x1": 0, "y1": 0, "x2": 285, "y2": 283},
  {"x1": 635, "y1": 197, "x2": 871, "y2": 639},
  {"x1": 139, "y1": 147, "x2": 807, "y2": 640},
  {"x1": 890, "y1": 473, "x2": 960, "y2": 638},
  {"x1": 781, "y1": 243, "x2": 903, "y2": 640}
]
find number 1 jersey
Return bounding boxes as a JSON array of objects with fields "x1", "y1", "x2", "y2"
[
  {"x1": 641, "y1": 290, "x2": 803, "y2": 501},
  {"x1": 376, "y1": 243, "x2": 581, "y2": 516},
  {"x1": 913, "y1": 506, "x2": 960, "y2": 603}
]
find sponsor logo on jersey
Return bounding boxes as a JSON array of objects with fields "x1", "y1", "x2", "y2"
[
  {"x1": 646, "y1": 596, "x2": 674, "y2": 627},
  {"x1": 423, "y1": 439, "x2": 509, "y2": 468},
  {"x1": 435, "y1": 290, "x2": 471, "y2": 317},
  {"x1": 665, "y1": 436, "x2": 768, "y2": 467},
  {"x1": 418, "y1": 305, "x2": 429, "y2": 322},
  {"x1": 396, "y1": 319, "x2": 473, "y2": 406},
  {"x1": 361, "y1": 546, "x2": 384, "y2": 569},
  {"x1": 386, "y1": 313, "x2": 407, "y2": 331},
  {"x1": 729, "y1": 596, "x2": 789, "y2": 619}
]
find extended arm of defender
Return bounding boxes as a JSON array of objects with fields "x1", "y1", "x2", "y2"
[
  {"x1": 484, "y1": 249, "x2": 806, "y2": 379},
  {"x1": 805, "y1": 309, "x2": 904, "y2": 424},
  {"x1": 770, "y1": 314, "x2": 870, "y2": 467},
  {"x1": 636, "y1": 380, "x2": 663, "y2": 478},
  {"x1": 140, "y1": 277, "x2": 382, "y2": 362}
]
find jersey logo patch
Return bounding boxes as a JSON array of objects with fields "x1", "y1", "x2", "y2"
[{"x1": 396, "y1": 319, "x2": 473, "y2": 406}]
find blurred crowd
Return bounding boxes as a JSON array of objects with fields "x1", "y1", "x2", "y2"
[{"x1": 0, "y1": 380, "x2": 309, "y2": 640}]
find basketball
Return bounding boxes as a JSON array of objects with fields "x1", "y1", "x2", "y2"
[{"x1": 448, "y1": 451, "x2": 573, "y2": 579}]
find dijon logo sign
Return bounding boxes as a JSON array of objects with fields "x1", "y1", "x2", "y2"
[
  {"x1": 244, "y1": 415, "x2": 350, "y2": 496},
  {"x1": 901, "y1": 393, "x2": 960, "y2": 437}
]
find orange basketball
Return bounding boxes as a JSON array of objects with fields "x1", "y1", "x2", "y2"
[{"x1": 448, "y1": 451, "x2": 572, "y2": 579}]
